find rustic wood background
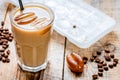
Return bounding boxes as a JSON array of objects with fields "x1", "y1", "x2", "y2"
[{"x1": 0, "y1": 0, "x2": 120, "y2": 80}]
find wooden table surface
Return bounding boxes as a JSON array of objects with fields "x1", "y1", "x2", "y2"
[{"x1": 0, "y1": 0, "x2": 120, "y2": 80}]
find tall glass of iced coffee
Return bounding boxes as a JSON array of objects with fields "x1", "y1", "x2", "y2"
[{"x1": 10, "y1": 3, "x2": 54, "y2": 72}]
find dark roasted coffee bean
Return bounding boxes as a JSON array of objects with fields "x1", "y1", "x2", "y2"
[
  {"x1": 92, "y1": 74, "x2": 98, "y2": 80},
  {"x1": 104, "y1": 66, "x2": 109, "y2": 71},
  {"x1": 104, "y1": 54, "x2": 111, "y2": 61},
  {"x1": 6, "y1": 50, "x2": 10, "y2": 55},
  {"x1": 1, "y1": 21, "x2": 4, "y2": 26},
  {"x1": 92, "y1": 54, "x2": 97, "y2": 59},
  {"x1": 83, "y1": 56, "x2": 88, "y2": 61},
  {"x1": 4, "y1": 54, "x2": 8, "y2": 58},
  {"x1": 104, "y1": 48, "x2": 110, "y2": 53},
  {"x1": 8, "y1": 37, "x2": 13, "y2": 41},
  {"x1": 109, "y1": 64, "x2": 113, "y2": 69},
  {"x1": 98, "y1": 72, "x2": 103, "y2": 77},
  {"x1": 113, "y1": 62, "x2": 117, "y2": 67},
  {"x1": 95, "y1": 58, "x2": 100, "y2": 63},
  {"x1": 98, "y1": 64, "x2": 103, "y2": 68},
  {"x1": 6, "y1": 58, "x2": 10, "y2": 63},
  {"x1": 98, "y1": 68, "x2": 103, "y2": 72},
  {"x1": 2, "y1": 44, "x2": 9, "y2": 49},
  {"x1": 96, "y1": 48, "x2": 103, "y2": 55},
  {"x1": 110, "y1": 54, "x2": 114, "y2": 59},
  {"x1": 2, "y1": 57, "x2": 6, "y2": 63},
  {"x1": 103, "y1": 62, "x2": 107, "y2": 66},
  {"x1": 99, "y1": 61, "x2": 104, "y2": 64},
  {"x1": 113, "y1": 58, "x2": 119, "y2": 63},
  {"x1": 0, "y1": 48, "x2": 5, "y2": 52},
  {"x1": 1, "y1": 53, "x2": 5, "y2": 57},
  {"x1": 90, "y1": 57, "x2": 94, "y2": 62},
  {"x1": 83, "y1": 60, "x2": 87, "y2": 64}
]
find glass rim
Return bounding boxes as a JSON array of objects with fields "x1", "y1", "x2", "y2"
[{"x1": 10, "y1": 2, "x2": 54, "y2": 31}]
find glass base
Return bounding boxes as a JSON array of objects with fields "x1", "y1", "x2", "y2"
[{"x1": 18, "y1": 61, "x2": 47, "y2": 72}]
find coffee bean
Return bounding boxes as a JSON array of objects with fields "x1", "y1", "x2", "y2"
[
  {"x1": 83, "y1": 60, "x2": 87, "y2": 64},
  {"x1": 104, "y1": 66, "x2": 109, "y2": 71},
  {"x1": 90, "y1": 57, "x2": 94, "y2": 62},
  {"x1": 92, "y1": 74, "x2": 98, "y2": 80},
  {"x1": 99, "y1": 61, "x2": 104, "y2": 64},
  {"x1": 1, "y1": 53, "x2": 5, "y2": 57},
  {"x1": 0, "y1": 48, "x2": 5, "y2": 52},
  {"x1": 83, "y1": 56, "x2": 88, "y2": 61},
  {"x1": 96, "y1": 48, "x2": 103, "y2": 55},
  {"x1": 4, "y1": 54, "x2": 8, "y2": 58},
  {"x1": 6, "y1": 58, "x2": 10, "y2": 63},
  {"x1": 98, "y1": 72, "x2": 103, "y2": 77},
  {"x1": 8, "y1": 37, "x2": 13, "y2": 41},
  {"x1": 103, "y1": 62, "x2": 107, "y2": 66},
  {"x1": 2, "y1": 57, "x2": 6, "y2": 63},
  {"x1": 104, "y1": 54, "x2": 111, "y2": 61},
  {"x1": 110, "y1": 54, "x2": 114, "y2": 59},
  {"x1": 2, "y1": 44, "x2": 8, "y2": 49},
  {"x1": 98, "y1": 68, "x2": 103, "y2": 72},
  {"x1": 113, "y1": 62, "x2": 117, "y2": 67},
  {"x1": 113, "y1": 58, "x2": 119, "y2": 63},
  {"x1": 95, "y1": 58, "x2": 100, "y2": 63},
  {"x1": 1, "y1": 21, "x2": 4, "y2": 26},
  {"x1": 98, "y1": 64, "x2": 103, "y2": 68},
  {"x1": 6, "y1": 50, "x2": 10, "y2": 55},
  {"x1": 109, "y1": 64, "x2": 113, "y2": 69},
  {"x1": 104, "y1": 48, "x2": 110, "y2": 53},
  {"x1": 92, "y1": 54, "x2": 97, "y2": 59}
]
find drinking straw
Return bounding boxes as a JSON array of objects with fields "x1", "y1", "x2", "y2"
[{"x1": 18, "y1": 0, "x2": 24, "y2": 11}]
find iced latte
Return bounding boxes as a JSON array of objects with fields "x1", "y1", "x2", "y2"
[{"x1": 10, "y1": 3, "x2": 54, "y2": 72}]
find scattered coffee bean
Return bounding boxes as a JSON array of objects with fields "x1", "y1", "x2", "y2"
[
  {"x1": 96, "y1": 48, "x2": 103, "y2": 55},
  {"x1": 108, "y1": 64, "x2": 113, "y2": 69},
  {"x1": 98, "y1": 64, "x2": 103, "y2": 68},
  {"x1": 4, "y1": 53, "x2": 8, "y2": 58},
  {"x1": 99, "y1": 61, "x2": 104, "y2": 64},
  {"x1": 6, "y1": 50, "x2": 10, "y2": 55},
  {"x1": 98, "y1": 72, "x2": 103, "y2": 77},
  {"x1": 83, "y1": 57, "x2": 88, "y2": 64},
  {"x1": 0, "y1": 48, "x2": 5, "y2": 52},
  {"x1": 98, "y1": 68, "x2": 104, "y2": 72},
  {"x1": 104, "y1": 48, "x2": 110, "y2": 53},
  {"x1": 113, "y1": 58, "x2": 119, "y2": 63},
  {"x1": 1, "y1": 21, "x2": 4, "y2": 26},
  {"x1": 113, "y1": 62, "x2": 117, "y2": 67},
  {"x1": 92, "y1": 55, "x2": 97, "y2": 59},
  {"x1": 104, "y1": 54, "x2": 111, "y2": 61},
  {"x1": 6, "y1": 58, "x2": 10, "y2": 63},
  {"x1": 1, "y1": 53, "x2": 5, "y2": 57},
  {"x1": 90, "y1": 57, "x2": 94, "y2": 62},
  {"x1": 73, "y1": 25, "x2": 76, "y2": 28},
  {"x1": 92, "y1": 74, "x2": 98, "y2": 80},
  {"x1": 83, "y1": 60, "x2": 87, "y2": 64},
  {"x1": 104, "y1": 66, "x2": 109, "y2": 71},
  {"x1": 110, "y1": 54, "x2": 114, "y2": 59},
  {"x1": 103, "y1": 62, "x2": 107, "y2": 66},
  {"x1": 83, "y1": 56, "x2": 88, "y2": 61},
  {"x1": 2, "y1": 57, "x2": 6, "y2": 63},
  {"x1": 95, "y1": 58, "x2": 100, "y2": 63}
]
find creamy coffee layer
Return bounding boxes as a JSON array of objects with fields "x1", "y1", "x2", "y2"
[{"x1": 11, "y1": 5, "x2": 52, "y2": 67}]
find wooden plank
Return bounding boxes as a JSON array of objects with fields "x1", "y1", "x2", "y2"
[
  {"x1": 42, "y1": 31, "x2": 65, "y2": 80},
  {"x1": 64, "y1": 0, "x2": 120, "y2": 80}
]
